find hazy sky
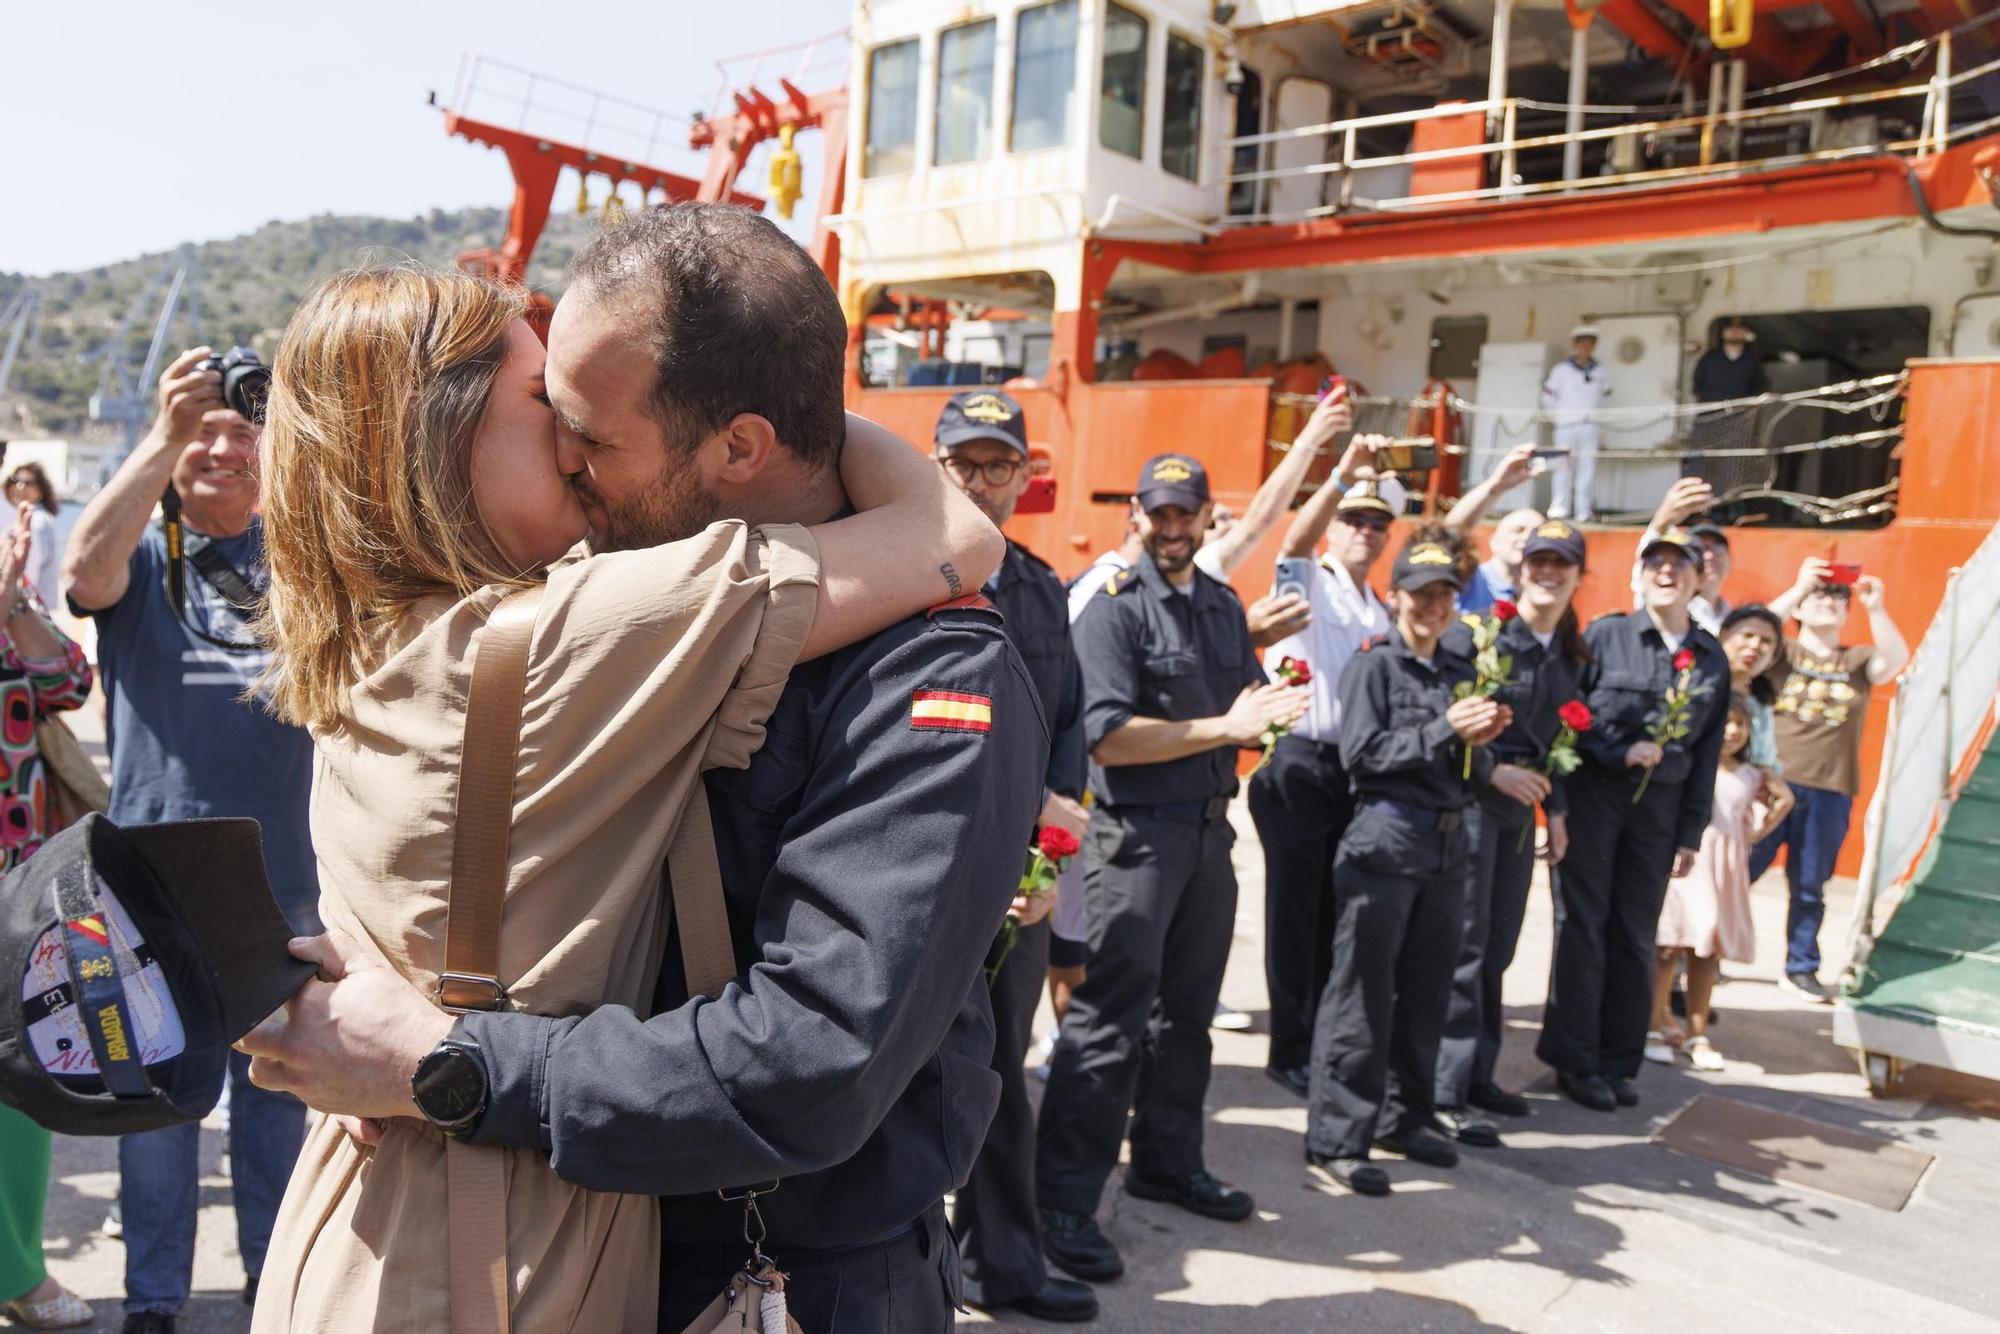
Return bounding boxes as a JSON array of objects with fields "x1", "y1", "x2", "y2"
[{"x1": 2, "y1": 2, "x2": 847, "y2": 276}]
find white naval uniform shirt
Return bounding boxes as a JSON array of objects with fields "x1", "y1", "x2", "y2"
[
  {"x1": 1541, "y1": 356, "x2": 1612, "y2": 429},
  {"x1": 1263, "y1": 556, "x2": 1390, "y2": 745}
]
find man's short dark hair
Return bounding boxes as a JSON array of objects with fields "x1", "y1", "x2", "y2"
[{"x1": 568, "y1": 203, "x2": 847, "y2": 469}]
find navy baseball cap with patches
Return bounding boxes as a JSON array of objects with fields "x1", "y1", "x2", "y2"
[
  {"x1": 1135, "y1": 454, "x2": 1210, "y2": 513},
  {"x1": 0, "y1": 814, "x2": 315, "y2": 1136},
  {"x1": 934, "y1": 391, "x2": 1029, "y2": 455},
  {"x1": 1391, "y1": 539, "x2": 1463, "y2": 592},
  {"x1": 1638, "y1": 528, "x2": 1701, "y2": 565},
  {"x1": 1522, "y1": 517, "x2": 1587, "y2": 567}
]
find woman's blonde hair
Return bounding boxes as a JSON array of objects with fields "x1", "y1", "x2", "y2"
[{"x1": 257, "y1": 266, "x2": 530, "y2": 730}]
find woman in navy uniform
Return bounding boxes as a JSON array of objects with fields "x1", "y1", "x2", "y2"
[
  {"x1": 1303, "y1": 536, "x2": 1510, "y2": 1198},
  {"x1": 1538, "y1": 529, "x2": 1729, "y2": 1110},
  {"x1": 1432, "y1": 519, "x2": 1590, "y2": 1141}
]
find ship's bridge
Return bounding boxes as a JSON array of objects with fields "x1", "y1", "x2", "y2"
[
  {"x1": 838, "y1": 0, "x2": 1238, "y2": 315},
  {"x1": 833, "y1": 0, "x2": 1997, "y2": 331}
]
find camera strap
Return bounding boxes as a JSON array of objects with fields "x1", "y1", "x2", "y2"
[{"x1": 159, "y1": 490, "x2": 264, "y2": 653}]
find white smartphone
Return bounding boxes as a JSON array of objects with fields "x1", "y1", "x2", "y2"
[{"x1": 1275, "y1": 556, "x2": 1313, "y2": 606}]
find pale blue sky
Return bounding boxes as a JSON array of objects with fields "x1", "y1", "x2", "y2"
[{"x1": 2, "y1": 2, "x2": 846, "y2": 276}]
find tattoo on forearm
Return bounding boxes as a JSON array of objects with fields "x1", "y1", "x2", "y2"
[{"x1": 941, "y1": 562, "x2": 963, "y2": 599}]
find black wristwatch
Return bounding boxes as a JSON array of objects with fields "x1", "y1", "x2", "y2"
[{"x1": 411, "y1": 1028, "x2": 489, "y2": 1139}]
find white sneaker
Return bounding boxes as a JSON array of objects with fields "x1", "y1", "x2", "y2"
[
  {"x1": 1685, "y1": 1036, "x2": 1725, "y2": 1072},
  {"x1": 1644, "y1": 1030, "x2": 1678, "y2": 1065},
  {"x1": 1211, "y1": 1003, "x2": 1254, "y2": 1032}
]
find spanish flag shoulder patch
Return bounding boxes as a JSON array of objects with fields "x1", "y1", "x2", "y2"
[{"x1": 911, "y1": 689, "x2": 993, "y2": 733}]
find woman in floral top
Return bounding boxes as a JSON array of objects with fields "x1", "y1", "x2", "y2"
[{"x1": 0, "y1": 500, "x2": 97, "y2": 1329}]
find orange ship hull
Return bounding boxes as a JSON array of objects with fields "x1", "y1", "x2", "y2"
[{"x1": 856, "y1": 358, "x2": 2000, "y2": 876}]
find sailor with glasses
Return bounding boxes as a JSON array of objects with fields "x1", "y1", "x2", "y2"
[{"x1": 930, "y1": 390, "x2": 1099, "y2": 1325}]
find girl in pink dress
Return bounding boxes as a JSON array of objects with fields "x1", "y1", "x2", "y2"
[{"x1": 1649, "y1": 695, "x2": 1793, "y2": 1070}]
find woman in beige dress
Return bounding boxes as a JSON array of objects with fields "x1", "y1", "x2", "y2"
[{"x1": 245, "y1": 267, "x2": 1003, "y2": 1333}]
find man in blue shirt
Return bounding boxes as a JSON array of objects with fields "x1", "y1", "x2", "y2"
[
  {"x1": 64, "y1": 347, "x2": 319, "y2": 1334},
  {"x1": 1442, "y1": 442, "x2": 1540, "y2": 614}
]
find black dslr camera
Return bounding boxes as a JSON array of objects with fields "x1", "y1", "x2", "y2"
[{"x1": 197, "y1": 346, "x2": 272, "y2": 425}]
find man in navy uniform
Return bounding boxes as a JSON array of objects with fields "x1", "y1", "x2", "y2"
[
  {"x1": 1035, "y1": 454, "x2": 1308, "y2": 1283},
  {"x1": 238, "y1": 204, "x2": 1048, "y2": 1332},
  {"x1": 1540, "y1": 529, "x2": 1728, "y2": 1111},
  {"x1": 932, "y1": 389, "x2": 1098, "y2": 1325}
]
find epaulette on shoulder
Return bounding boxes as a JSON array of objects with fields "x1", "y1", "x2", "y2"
[
  {"x1": 1104, "y1": 567, "x2": 1140, "y2": 597},
  {"x1": 927, "y1": 592, "x2": 999, "y2": 620},
  {"x1": 1585, "y1": 608, "x2": 1628, "y2": 631}
]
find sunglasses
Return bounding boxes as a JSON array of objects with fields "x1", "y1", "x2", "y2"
[
  {"x1": 1338, "y1": 513, "x2": 1392, "y2": 533},
  {"x1": 5, "y1": 475, "x2": 37, "y2": 488}
]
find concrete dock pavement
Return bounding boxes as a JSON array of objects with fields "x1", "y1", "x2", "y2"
[{"x1": 34, "y1": 792, "x2": 2000, "y2": 1331}]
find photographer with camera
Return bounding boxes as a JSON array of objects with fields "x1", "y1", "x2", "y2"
[{"x1": 62, "y1": 345, "x2": 318, "y2": 1334}]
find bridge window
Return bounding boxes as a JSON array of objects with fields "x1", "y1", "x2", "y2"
[
  {"x1": 1012, "y1": 0, "x2": 1078, "y2": 153},
  {"x1": 1100, "y1": 3, "x2": 1148, "y2": 160},
  {"x1": 1162, "y1": 31, "x2": 1203, "y2": 181},
  {"x1": 864, "y1": 38, "x2": 920, "y2": 178},
  {"x1": 936, "y1": 19, "x2": 997, "y2": 166}
]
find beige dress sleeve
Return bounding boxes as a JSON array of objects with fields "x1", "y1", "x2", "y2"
[{"x1": 519, "y1": 518, "x2": 820, "y2": 773}]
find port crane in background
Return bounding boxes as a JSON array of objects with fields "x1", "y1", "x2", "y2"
[
  {"x1": 85, "y1": 257, "x2": 200, "y2": 464},
  {"x1": 0, "y1": 292, "x2": 42, "y2": 431}
]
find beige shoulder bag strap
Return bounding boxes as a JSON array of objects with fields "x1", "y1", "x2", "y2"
[
  {"x1": 667, "y1": 782, "x2": 736, "y2": 1001},
  {"x1": 442, "y1": 586, "x2": 543, "y2": 1334},
  {"x1": 670, "y1": 782, "x2": 805, "y2": 1334}
]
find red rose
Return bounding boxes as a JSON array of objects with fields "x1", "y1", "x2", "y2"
[
  {"x1": 1492, "y1": 599, "x2": 1518, "y2": 623},
  {"x1": 1279, "y1": 656, "x2": 1312, "y2": 686},
  {"x1": 1673, "y1": 648, "x2": 1695, "y2": 672},
  {"x1": 1557, "y1": 699, "x2": 1593, "y2": 731},
  {"x1": 1038, "y1": 826, "x2": 1082, "y2": 861}
]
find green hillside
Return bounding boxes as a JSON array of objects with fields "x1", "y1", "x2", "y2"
[{"x1": 0, "y1": 207, "x2": 604, "y2": 436}]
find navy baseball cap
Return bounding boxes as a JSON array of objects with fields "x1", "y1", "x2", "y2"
[
  {"x1": 1522, "y1": 517, "x2": 1586, "y2": 567},
  {"x1": 1135, "y1": 454, "x2": 1210, "y2": 513},
  {"x1": 934, "y1": 391, "x2": 1029, "y2": 455},
  {"x1": 1391, "y1": 539, "x2": 1463, "y2": 592},
  {"x1": 1638, "y1": 528, "x2": 1701, "y2": 565},
  {"x1": 0, "y1": 814, "x2": 315, "y2": 1136},
  {"x1": 1688, "y1": 523, "x2": 1730, "y2": 549}
]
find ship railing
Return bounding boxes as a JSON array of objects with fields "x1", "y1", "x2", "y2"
[
  {"x1": 1264, "y1": 371, "x2": 1909, "y2": 524},
  {"x1": 1222, "y1": 20, "x2": 1998, "y2": 224},
  {"x1": 444, "y1": 54, "x2": 697, "y2": 177},
  {"x1": 1847, "y1": 513, "x2": 2000, "y2": 978}
]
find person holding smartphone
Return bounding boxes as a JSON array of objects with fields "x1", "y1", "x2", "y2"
[
  {"x1": 1754, "y1": 558, "x2": 1909, "y2": 1002},
  {"x1": 1249, "y1": 422, "x2": 1400, "y2": 1100}
]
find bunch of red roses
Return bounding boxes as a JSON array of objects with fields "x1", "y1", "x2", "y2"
[
  {"x1": 1634, "y1": 647, "x2": 1710, "y2": 804},
  {"x1": 1516, "y1": 699, "x2": 1593, "y2": 853},
  {"x1": 1253, "y1": 656, "x2": 1312, "y2": 774},
  {"x1": 989, "y1": 825, "x2": 1083, "y2": 984},
  {"x1": 1452, "y1": 599, "x2": 1519, "y2": 776}
]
